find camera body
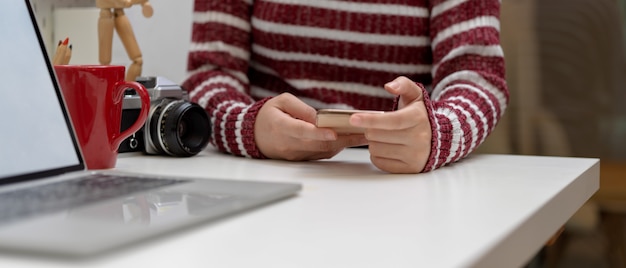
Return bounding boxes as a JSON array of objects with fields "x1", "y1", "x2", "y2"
[{"x1": 119, "y1": 76, "x2": 211, "y2": 157}]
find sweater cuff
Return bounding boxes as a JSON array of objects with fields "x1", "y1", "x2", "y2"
[
  {"x1": 419, "y1": 87, "x2": 445, "y2": 173},
  {"x1": 239, "y1": 97, "x2": 272, "y2": 159}
]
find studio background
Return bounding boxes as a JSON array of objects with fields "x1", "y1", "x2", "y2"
[{"x1": 31, "y1": 0, "x2": 193, "y2": 84}]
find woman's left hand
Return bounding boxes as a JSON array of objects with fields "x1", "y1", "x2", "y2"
[{"x1": 349, "y1": 76, "x2": 432, "y2": 173}]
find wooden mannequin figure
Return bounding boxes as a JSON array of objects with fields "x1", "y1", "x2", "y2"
[{"x1": 96, "y1": 0, "x2": 153, "y2": 81}]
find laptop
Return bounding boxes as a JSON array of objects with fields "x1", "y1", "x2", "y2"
[{"x1": 0, "y1": 0, "x2": 301, "y2": 257}]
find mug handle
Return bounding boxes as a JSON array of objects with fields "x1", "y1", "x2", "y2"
[{"x1": 112, "y1": 81, "x2": 150, "y2": 149}]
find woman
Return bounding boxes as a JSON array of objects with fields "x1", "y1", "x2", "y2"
[{"x1": 182, "y1": 0, "x2": 508, "y2": 173}]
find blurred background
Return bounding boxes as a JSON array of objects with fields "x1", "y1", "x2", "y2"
[
  {"x1": 30, "y1": 0, "x2": 193, "y2": 84},
  {"x1": 31, "y1": 0, "x2": 626, "y2": 267},
  {"x1": 478, "y1": 0, "x2": 626, "y2": 267}
]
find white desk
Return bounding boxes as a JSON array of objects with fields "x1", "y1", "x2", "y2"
[{"x1": 1, "y1": 148, "x2": 599, "y2": 267}]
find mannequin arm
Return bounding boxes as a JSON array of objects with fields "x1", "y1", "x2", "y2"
[{"x1": 138, "y1": 1, "x2": 153, "y2": 18}]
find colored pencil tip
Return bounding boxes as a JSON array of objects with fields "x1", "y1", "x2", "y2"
[{"x1": 62, "y1": 37, "x2": 69, "y2": 45}]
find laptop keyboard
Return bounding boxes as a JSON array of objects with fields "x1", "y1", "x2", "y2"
[{"x1": 0, "y1": 173, "x2": 188, "y2": 224}]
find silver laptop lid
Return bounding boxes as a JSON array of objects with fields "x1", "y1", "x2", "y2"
[{"x1": 0, "y1": 0, "x2": 85, "y2": 183}]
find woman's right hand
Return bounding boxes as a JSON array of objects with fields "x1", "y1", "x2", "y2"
[{"x1": 254, "y1": 93, "x2": 368, "y2": 161}]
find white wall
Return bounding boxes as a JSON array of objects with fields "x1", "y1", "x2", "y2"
[{"x1": 35, "y1": 0, "x2": 194, "y2": 84}]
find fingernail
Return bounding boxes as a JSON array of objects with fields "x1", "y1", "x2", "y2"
[
  {"x1": 325, "y1": 132, "x2": 336, "y2": 140},
  {"x1": 385, "y1": 80, "x2": 400, "y2": 90}
]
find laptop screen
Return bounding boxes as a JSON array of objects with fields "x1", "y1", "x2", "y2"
[{"x1": 0, "y1": 0, "x2": 83, "y2": 181}]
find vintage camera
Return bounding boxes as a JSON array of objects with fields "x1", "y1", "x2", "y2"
[{"x1": 119, "y1": 76, "x2": 211, "y2": 156}]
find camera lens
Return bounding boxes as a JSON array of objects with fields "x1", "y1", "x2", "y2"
[{"x1": 149, "y1": 99, "x2": 211, "y2": 157}]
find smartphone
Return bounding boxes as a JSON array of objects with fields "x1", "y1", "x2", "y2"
[{"x1": 316, "y1": 109, "x2": 384, "y2": 134}]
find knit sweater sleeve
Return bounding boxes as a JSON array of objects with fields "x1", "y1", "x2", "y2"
[
  {"x1": 182, "y1": 0, "x2": 266, "y2": 158},
  {"x1": 421, "y1": 0, "x2": 509, "y2": 172}
]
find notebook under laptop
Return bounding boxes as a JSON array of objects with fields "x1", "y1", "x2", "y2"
[{"x1": 0, "y1": 0, "x2": 301, "y2": 257}]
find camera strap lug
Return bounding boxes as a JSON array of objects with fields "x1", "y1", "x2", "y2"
[{"x1": 129, "y1": 133, "x2": 138, "y2": 149}]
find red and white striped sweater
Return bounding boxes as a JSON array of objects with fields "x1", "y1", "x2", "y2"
[{"x1": 182, "y1": 0, "x2": 508, "y2": 172}]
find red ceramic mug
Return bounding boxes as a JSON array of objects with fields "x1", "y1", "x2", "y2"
[{"x1": 54, "y1": 65, "x2": 150, "y2": 169}]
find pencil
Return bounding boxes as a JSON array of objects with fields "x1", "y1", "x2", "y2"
[
  {"x1": 62, "y1": 44, "x2": 72, "y2": 65},
  {"x1": 52, "y1": 37, "x2": 69, "y2": 65}
]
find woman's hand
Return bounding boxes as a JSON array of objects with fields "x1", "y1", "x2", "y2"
[
  {"x1": 349, "y1": 77, "x2": 432, "y2": 173},
  {"x1": 255, "y1": 93, "x2": 368, "y2": 161}
]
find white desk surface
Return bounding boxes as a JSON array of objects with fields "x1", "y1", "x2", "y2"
[{"x1": 1, "y1": 148, "x2": 599, "y2": 268}]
